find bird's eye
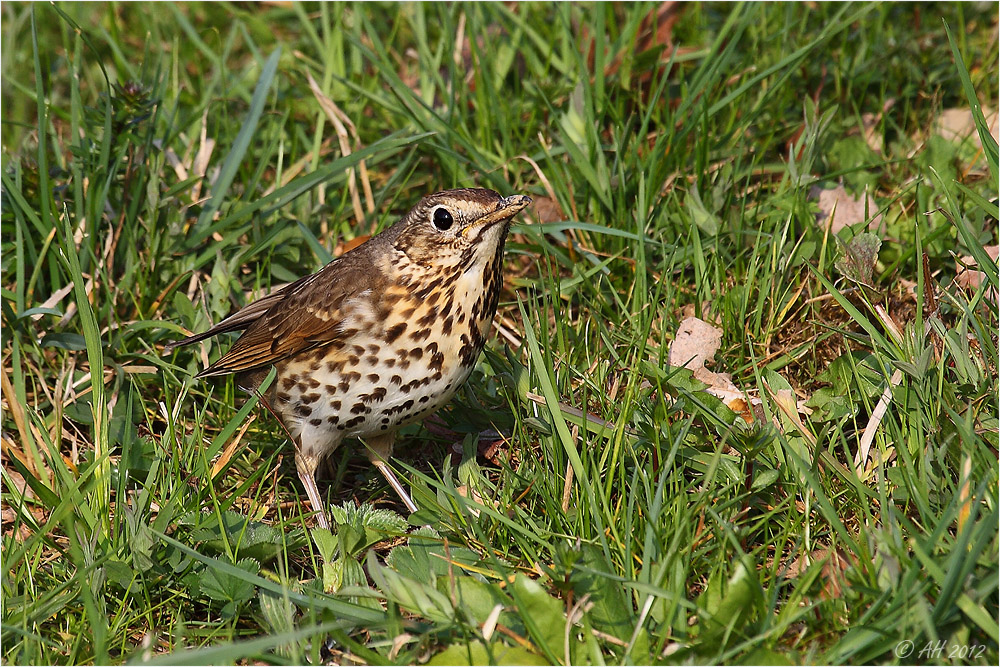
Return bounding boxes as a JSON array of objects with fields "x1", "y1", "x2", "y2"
[{"x1": 432, "y1": 207, "x2": 454, "y2": 231}]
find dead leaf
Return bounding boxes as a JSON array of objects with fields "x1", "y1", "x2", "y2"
[
  {"x1": 211, "y1": 415, "x2": 256, "y2": 478},
  {"x1": 860, "y1": 112, "x2": 883, "y2": 153},
  {"x1": 784, "y1": 547, "x2": 852, "y2": 602},
  {"x1": 835, "y1": 232, "x2": 882, "y2": 288},
  {"x1": 957, "y1": 454, "x2": 973, "y2": 535},
  {"x1": 810, "y1": 184, "x2": 884, "y2": 234},
  {"x1": 668, "y1": 317, "x2": 750, "y2": 417},
  {"x1": 933, "y1": 107, "x2": 1000, "y2": 149},
  {"x1": 668, "y1": 317, "x2": 722, "y2": 383},
  {"x1": 955, "y1": 244, "x2": 999, "y2": 303},
  {"x1": 528, "y1": 196, "x2": 567, "y2": 224},
  {"x1": 635, "y1": 2, "x2": 681, "y2": 54},
  {"x1": 855, "y1": 98, "x2": 895, "y2": 154},
  {"x1": 587, "y1": 2, "x2": 689, "y2": 97},
  {"x1": 2, "y1": 468, "x2": 35, "y2": 501},
  {"x1": 1, "y1": 468, "x2": 44, "y2": 541},
  {"x1": 821, "y1": 548, "x2": 852, "y2": 601},
  {"x1": 679, "y1": 302, "x2": 719, "y2": 323},
  {"x1": 725, "y1": 397, "x2": 756, "y2": 426}
]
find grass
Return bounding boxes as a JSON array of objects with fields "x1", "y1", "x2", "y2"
[{"x1": 1, "y1": 1, "x2": 997, "y2": 664}]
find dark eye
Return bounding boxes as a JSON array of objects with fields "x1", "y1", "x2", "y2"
[{"x1": 432, "y1": 207, "x2": 454, "y2": 231}]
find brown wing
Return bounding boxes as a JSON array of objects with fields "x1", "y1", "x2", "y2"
[
  {"x1": 162, "y1": 277, "x2": 306, "y2": 353},
  {"x1": 164, "y1": 243, "x2": 381, "y2": 378},
  {"x1": 195, "y1": 258, "x2": 375, "y2": 378}
]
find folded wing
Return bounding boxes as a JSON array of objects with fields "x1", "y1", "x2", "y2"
[{"x1": 166, "y1": 256, "x2": 372, "y2": 378}]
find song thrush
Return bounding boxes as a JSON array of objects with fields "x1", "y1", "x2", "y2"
[{"x1": 166, "y1": 188, "x2": 531, "y2": 528}]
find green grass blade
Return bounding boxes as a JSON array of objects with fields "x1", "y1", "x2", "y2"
[{"x1": 195, "y1": 48, "x2": 281, "y2": 230}]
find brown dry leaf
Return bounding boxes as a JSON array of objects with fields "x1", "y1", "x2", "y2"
[
  {"x1": 955, "y1": 244, "x2": 999, "y2": 292},
  {"x1": 2, "y1": 467, "x2": 35, "y2": 501},
  {"x1": 861, "y1": 112, "x2": 883, "y2": 153},
  {"x1": 821, "y1": 548, "x2": 852, "y2": 602},
  {"x1": 636, "y1": 2, "x2": 681, "y2": 52},
  {"x1": 784, "y1": 547, "x2": 852, "y2": 601},
  {"x1": 1, "y1": 369, "x2": 46, "y2": 480},
  {"x1": 447, "y1": 433, "x2": 505, "y2": 464},
  {"x1": 2, "y1": 508, "x2": 42, "y2": 542},
  {"x1": 211, "y1": 415, "x2": 257, "y2": 478},
  {"x1": 724, "y1": 397, "x2": 756, "y2": 426},
  {"x1": 933, "y1": 107, "x2": 1000, "y2": 149},
  {"x1": 477, "y1": 436, "x2": 503, "y2": 464},
  {"x1": 529, "y1": 196, "x2": 567, "y2": 224},
  {"x1": 423, "y1": 414, "x2": 507, "y2": 463},
  {"x1": 679, "y1": 302, "x2": 719, "y2": 323},
  {"x1": 955, "y1": 244, "x2": 999, "y2": 304},
  {"x1": 622, "y1": 1, "x2": 683, "y2": 78},
  {"x1": 668, "y1": 317, "x2": 750, "y2": 419},
  {"x1": 856, "y1": 98, "x2": 896, "y2": 153},
  {"x1": 587, "y1": 2, "x2": 688, "y2": 95},
  {"x1": 668, "y1": 317, "x2": 722, "y2": 383},
  {"x1": 1, "y1": 468, "x2": 45, "y2": 541},
  {"x1": 957, "y1": 454, "x2": 973, "y2": 535},
  {"x1": 809, "y1": 184, "x2": 884, "y2": 234}
]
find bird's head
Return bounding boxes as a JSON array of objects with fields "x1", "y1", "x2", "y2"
[{"x1": 390, "y1": 188, "x2": 531, "y2": 271}]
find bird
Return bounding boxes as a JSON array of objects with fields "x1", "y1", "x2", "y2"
[{"x1": 165, "y1": 188, "x2": 531, "y2": 529}]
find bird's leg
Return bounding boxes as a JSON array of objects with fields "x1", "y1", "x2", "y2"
[
  {"x1": 255, "y1": 386, "x2": 330, "y2": 529},
  {"x1": 294, "y1": 448, "x2": 330, "y2": 530},
  {"x1": 363, "y1": 433, "x2": 418, "y2": 514}
]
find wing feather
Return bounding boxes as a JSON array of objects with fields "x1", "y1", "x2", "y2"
[
  {"x1": 192, "y1": 256, "x2": 376, "y2": 377},
  {"x1": 162, "y1": 278, "x2": 306, "y2": 352}
]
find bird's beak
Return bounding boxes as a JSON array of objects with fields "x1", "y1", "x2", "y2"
[
  {"x1": 499, "y1": 194, "x2": 533, "y2": 212},
  {"x1": 465, "y1": 194, "x2": 532, "y2": 236}
]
